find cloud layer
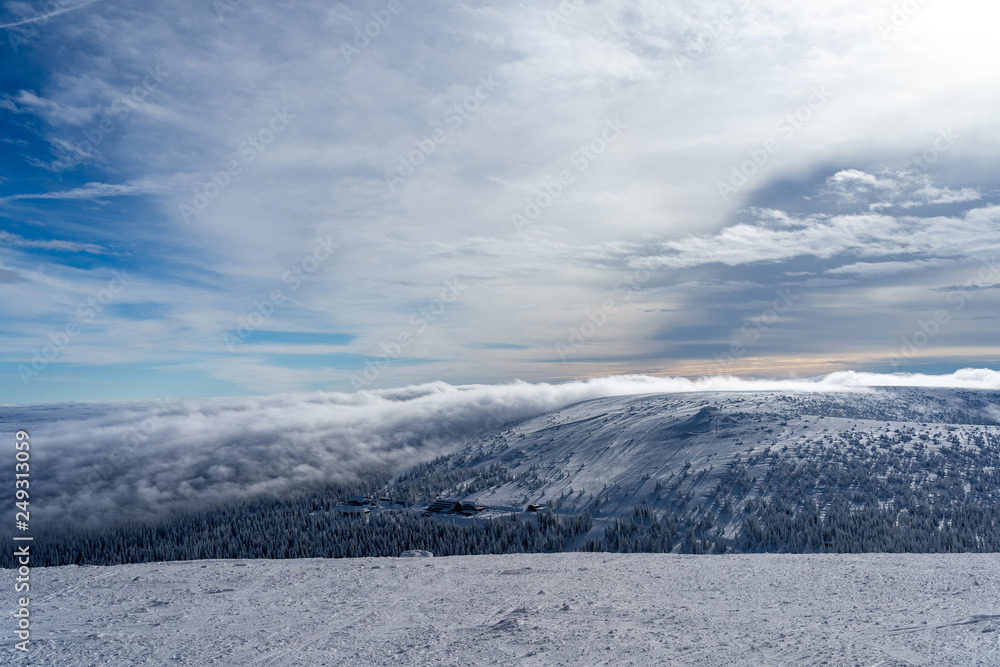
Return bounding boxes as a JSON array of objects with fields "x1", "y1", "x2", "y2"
[{"x1": 5, "y1": 369, "x2": 1000, "y2": 528}]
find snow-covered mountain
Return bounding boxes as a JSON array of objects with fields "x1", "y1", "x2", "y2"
[
  {"x1": 409, "y1": 387, "x2": 1000, "y2": 550},
  {"x1": 9, "y1": 386, "x2": 1000, "y2": 567}
]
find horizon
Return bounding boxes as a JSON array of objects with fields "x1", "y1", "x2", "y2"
[{"x1": 2, "y1": 366, "x2": 1000, "y2": 407}]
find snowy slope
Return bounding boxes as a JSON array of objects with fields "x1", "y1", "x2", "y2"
[
  {"x1": 424, "y1": 388, "x2": 1000, "y2": 543},
  {"x1": 10, "y1": 553, "x2": 1000, "y2": 666}
]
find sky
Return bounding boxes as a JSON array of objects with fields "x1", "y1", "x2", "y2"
[{"x1": 2, "y1": 0, "x2": 1000, "y2": 403}]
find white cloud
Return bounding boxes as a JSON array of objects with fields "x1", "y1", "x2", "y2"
[
  {"x1": 0, "y1": 179, "x2": 164, "y2": 203},
  {"x1": 0, "y1": 230, "x2": 106, "y2": 254},
  {"x1": 0, "y1": 89, "x2": 100, "y2": 126},
  {"x1": 824, "y1": 168, "x2": 983, "y2": 211},
  {"x1": 897, "y1": 183, "x2": 981, "y2": 209},
  {"x1": 826, "y1": 258, "x2": 955, "y2": 277},
  {"x1": 827, "y1": 169, "x2": 893, "y2": 189},
  {"x1": 631, "y1": 202, "x2": 1000, "y2": 271},
  {"x1": 0, "y1": 0, "x2": 103, "y2": 30}
]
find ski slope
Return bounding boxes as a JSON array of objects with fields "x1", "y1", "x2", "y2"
[{"x1": 10, "y1": 553, "x2": 1000, "y2": 665}]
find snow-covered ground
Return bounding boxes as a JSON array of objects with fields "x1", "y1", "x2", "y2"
[{"x1": 10, "y1": 553, "x2": 1000, "y2": 666}]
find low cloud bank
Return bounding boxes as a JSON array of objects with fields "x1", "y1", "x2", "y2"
[{"x1": 4, "y1": 369, "x2": 999, "y2": 527}]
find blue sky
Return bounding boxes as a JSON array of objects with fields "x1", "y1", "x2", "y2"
[{"x1": 1, "y1": 0, "x2": 999, "y2": 403}]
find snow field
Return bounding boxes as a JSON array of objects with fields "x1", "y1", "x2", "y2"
[{"x1": 8, "y1": 552, "x2": 1000, "y2": 666}]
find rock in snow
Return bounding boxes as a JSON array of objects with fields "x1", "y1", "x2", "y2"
[{"x1": 7, "y1": 552, "x2": 1000, "y2": 665}]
